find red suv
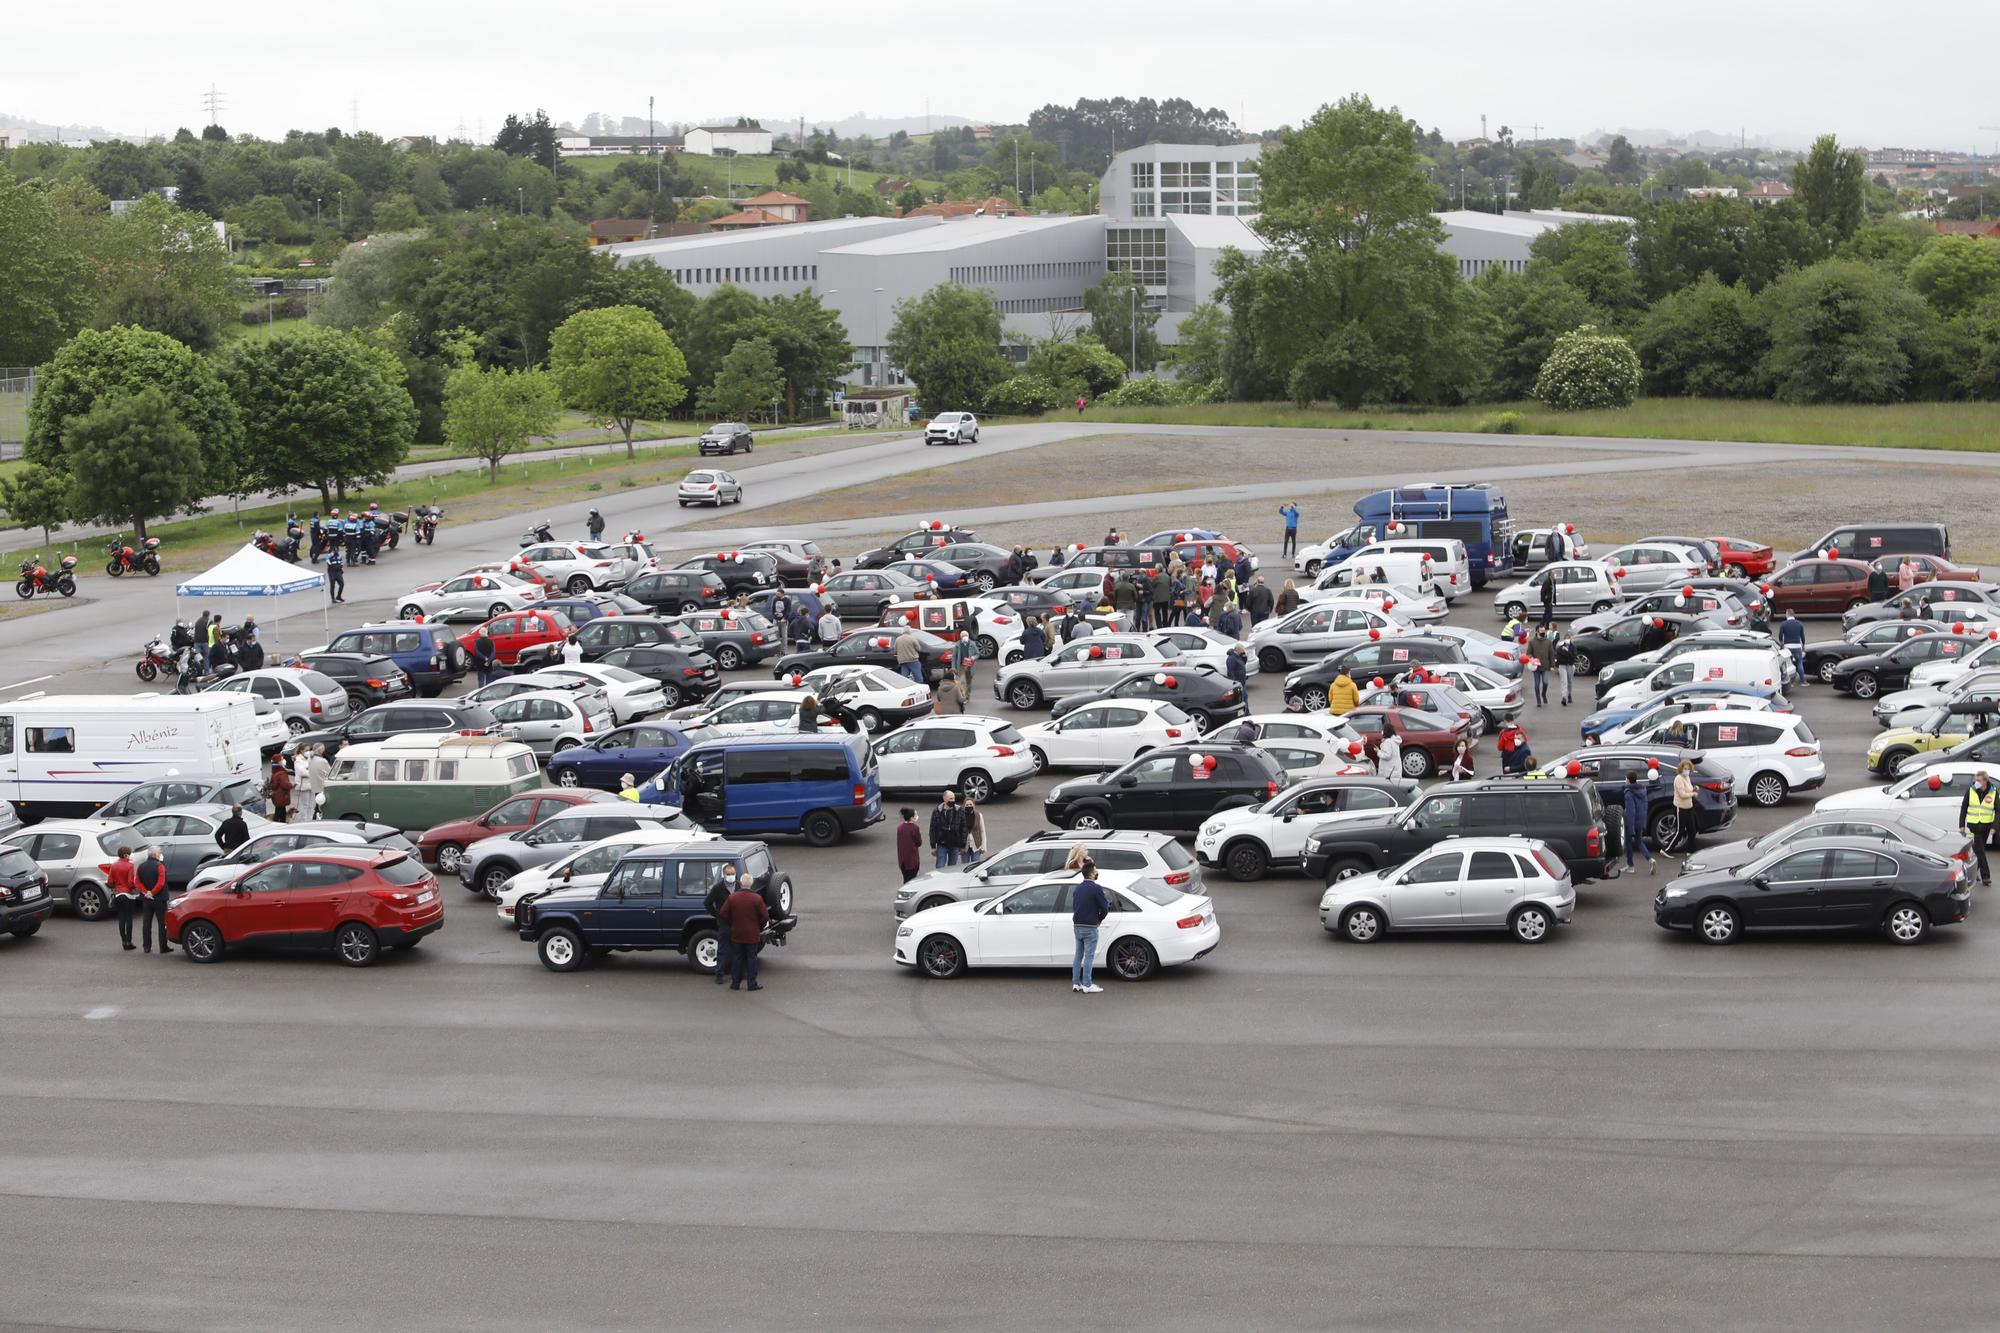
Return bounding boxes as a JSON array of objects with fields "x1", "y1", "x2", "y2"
[
  {"x1": 459, "y1": 608, "x2": 571, "y2": 666},
  {"x1": 167, "y1": 848, "x2": 443, "y2": 967},
  {"x1": 416, "y1": 787, "x2": 606, "y2": 876}
]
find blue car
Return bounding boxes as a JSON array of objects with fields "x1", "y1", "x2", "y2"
[
  {"x1": 545, "y1": 721, "x2": 694, "y2": 791},
  {"x1": 1580, "y1": 682, "x2": 1791, "y2": 740},
  {"x1": 538, "y1": 596, "x2": 620, "y2": 628},
  {"x1": 884, "y1": 558, "x2": 971, "y2": 594},
  {"x1": 747, "y1": 588, "x2": 823, "y2": 623}
]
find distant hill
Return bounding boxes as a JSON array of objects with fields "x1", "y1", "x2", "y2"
[{"x1": 1, "y1": 112, "x2": 134, "y2": 144}]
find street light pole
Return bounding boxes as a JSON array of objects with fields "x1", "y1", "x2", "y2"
[
  {"x1": 315, "y1": 196, "x2": 322, "y2": 226},
  {"x1": 518, "y1": 186, "x2": 524, "y2": 215},
  {"x1": 1128, "y1": 285, "x2": 1138, "y2": 376}
]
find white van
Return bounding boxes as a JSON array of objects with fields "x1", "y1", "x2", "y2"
[
  {"x1": 1598, "y1": 649, "x2": 1789, "y2": 711},
  {"x1": 1344, "y1": 538, "x2": 1472, "y2": 600},
  {"x1": 1305, "y1": 553, "x2": 1439, "y2": 599},
  {"x1": 0, "y1": 693, "x2": 263, "y2": 819}
]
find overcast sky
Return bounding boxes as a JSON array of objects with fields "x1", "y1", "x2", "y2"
[{"x1": 10, "y1": 0, "x2": 1996, "y2": 151}]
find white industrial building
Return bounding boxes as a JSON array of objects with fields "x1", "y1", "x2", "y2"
[{"x1": 683, "y1": 125, "x2": 774, "y2": 156}]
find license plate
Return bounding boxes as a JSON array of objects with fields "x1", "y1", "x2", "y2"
[
  {"x1": 417, "y1": 890, "x2": 434, "y2": 904},
  {"x1": 703, "y1": 668, "x2": 718, "y2": 677},
  {"x1": 20, "y1": 884, "x2": 41, "y2": 899}
]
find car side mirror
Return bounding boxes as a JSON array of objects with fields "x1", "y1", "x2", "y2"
[
  {"x1": 1280, "y1": 811, "x2": 1296, "y2": 822},
  {"x1": 1118, "y1": 774, "x2": 1139, "y2": 787},
  {"x1": 1751, "y1": 875, "x2": 1770, "y2": 890}
]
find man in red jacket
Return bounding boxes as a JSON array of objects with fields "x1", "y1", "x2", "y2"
[
  {"x1": 717, "y1": 880, "x2": 769, "y2": 991},
  {"x1": 104, "y1": 847, "x2": 140, "y2": 951},
  {"x1": 136, "y1": 846, "x2": 172, "y2": 955},
  {"x1": 895, "y1": 807, "x2": 923, "y2": 883}
]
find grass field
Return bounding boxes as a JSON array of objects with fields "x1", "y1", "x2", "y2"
[{"x1": 1080, "y1": 399, "x2": 2000, "y2": 451}]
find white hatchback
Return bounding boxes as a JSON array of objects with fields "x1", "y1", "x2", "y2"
[
  {"x1": 867, "y1": 715, "x2": 1036, "y2": 803},
  {"x1": 1624, "y1": 708, "x2": 1825, "y2": 807},
  {"x1": 895, "y1": 869, "x2": 1219, "y2": 981},
  {"x1": 1196, "y1": 777, "x2": 1416, "y2": 880},
  {"x1": 523, "y1": 664, "x2": 667, "y2": 725},
  {"x1": 1301, "y1": 581, "x2": 1448, "y2": 622},
  {"x1": 1017, "y1": 699, "x2": 1197, "y2": 772}
]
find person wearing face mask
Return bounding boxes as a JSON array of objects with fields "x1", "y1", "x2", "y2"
[
  {"x1": 717, "y1": 864, "x2": 768, "y2": 991},
  {"x1": 704, "y1": 862, "x2": 744, "y2": 984}
]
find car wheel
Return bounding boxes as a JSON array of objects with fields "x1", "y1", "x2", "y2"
[
  {"x1": 1749, "y1": 771, "x2": 1788, "y2": 807},
  {"x1": 802, "y1": 810, "x2": 844, "y2": 847},
  {"x1": 347, "y1": 691, "x2": 369, "y2": 711},
  {"x1": 1879, "y1": 748, "x2": 1916, "y2": 777},
  {"x1": 479, "y1": 863, "x2": 516, "y2": 899},
  {"x1": 1725, "y1": 563, "x2": 1746, "y2": 579},
  {"x1": 715, "y1": 645, "x2": 743, "y2": 670},
  {"x1": 1401, "y1": 748, "x2": 1433, "y2": 778},
  {"x1": 1572, "y1": 651, "x2": 1595, "y2": 676},
  {"x1": 1340, "y1": 905, "x2": 1383, "y2": 942},
  {"x1": 553, "y1": 738, "x2": 580, "y2": 753},
  {"x1": 1004, "y1": 648, "x2": 1025, "y2": 666},
  {"x1": 1298, "y1": 686, "x2": 1329, "y2": 711},
  {"x1": 1590, "y1": 600, "x2": 1613, "y2": 614},
  {"x1": 1509, "y1": 904, "x2": 1553, "y2": 943},
  {"x1": 433, "y1": 842, "x2": 465, "y2": 874},
  {"x1": 562, "y1": 574, "x2": 590, "y2": 595},
  {"x1": 398, "y1": 603, "x2": 424, "y2": 620},
  {"x1": 487, "y1": 602, "x2": 510, "y2": 620},
  {"x1": 852, "y1": 706, "x2": 880, "y2": 733},
  {"x1": 1647, "y1": 810, "x2": 1685, "y2": 854},
  {"x1": 687, "y1": 928, "x2": 721, "y2": 973},
  {"x1": 1850, "y1": 671, "x2": 1879, "y2": 700},
  {"x1": 538, "y1": 926, "x2": 585, "y2": 972},
  {"x1": 1817, "y1": 658, "x2": 1839, "y2": 683},
  {"x1": 334, "y1": 921, "x2": 379, "y2": 968},
  {"x1": 1008, "y1": 680, "x2": 1043, "y2": 710},
  {"x1": 1883, "y1": 901, "x2": 1931, "y2": 945},
  {"x1": 1223, "y1": 840, "x2": 1268, "y2": 881},
  {"x1": 286, "y1": 718, "x2": 308, "y2": 736},
  {"x1": 1846, "y1": 598, "x2": 1867, "y2": 612},
  {"x1": 1503, "y1": 601, "x2": 1526, "y2": 620},
  {"x1": 678, "y1": 500, "x2": 689, "y2": 508},
  {"x1": 71, "y1": 883, "x2": 108, "y2": 921},
  {"x1": 1187, "y1": 711, "x2": 1212, "y2": 735},
  {"x1": 1109, "y1": 936, "x2": 1159, "y2": 981},
  {"x1": 180, "y1": 919, "x2": 224, "y2": 962},
  {"x1": 658, "y1": 683, "x2": 681, "y2": 708},
  {"x1": 958, "y1": 769, "x2": 993, "y2": 803},
  {"x1": 1065, "y1": 808, "x2": 1107, "y2": 831},
  {"x1": 1696, "y1": 901, "x2": 1740, "y2": 944},
  {"x1": 1326, "y1": 858, "x2": 1369, "y2": 885},
  {"x1": 918, "y1": 933, "x2": 966, "y2": 978},
  {"x1": 553, "y1": 767, "x2": 582, "y2": 788},
  {"x1": 975, "y1": 634, "x2": 998, "y2": 659},
  {"x1": 1258, "y1": 647, "x2": 1287, "y2": 673},
  {"x1": 1027, "y1": 745, "x2": 1049, "y2": 773},
  {"x1": 679, "y1": 600, "x2": 702, "y2": 615},
  {"x1": 1304, "y1": 559, "x2": 1323, "y2": 576}
]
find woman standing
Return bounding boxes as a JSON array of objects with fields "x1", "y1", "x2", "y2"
[
  {"x1": 1450, "y1": 738, "x2": 1475, "y2": 781},
  {"x1": 962, "y1": 798, "x2": 987, "y2": 865},
  {"x1": 1673, "y1": 758, "x2": 1699, "y2": 855},
  {"x1": 1275, "y1": 579, "x2": 1300, "y2": 618}
]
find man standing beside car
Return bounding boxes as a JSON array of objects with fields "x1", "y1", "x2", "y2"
[
  {"x1": 718, "y1": 871, "x2": 768, "y2": 992},
  {"x1": 215, "y1": 804, "x2": 250, "y2": 854},
  {"x1": 929, "y1": 791, "x2": 968, "y2": 869},
  {"x1": 472, "y1": 630, "x2": 498, "y2": 688},
  {"x1": 1071, "y1": 864, "x2": 1109, "y2": 994},
  {"x1": 107, "y1": 846, "x2": 141, "y2": 951},
  {"x1": 1960, "y1": 770, "x2": 1997, "y2": 888},
  {"x1": 894, "y1": 628, "x2": 925, "y2": 685},
  {"x1": 137, "y1": 847, "x2": 172, "y2": 954}
]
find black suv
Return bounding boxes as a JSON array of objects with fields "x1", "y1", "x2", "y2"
[
  {"x1": 1569, "y1": 612, "x2": 1707, "y2": 673},
  {"x1": 517, "y1": 840, "x2": 797, "y2": 974},
  {"x1": 1539, "y1": 744, "x2": 1736, "y2": 853},
  {"x1": 856, "y1": 527, "x2": 979, "y2": 569},
  {"x1": 598, "y1": 645, "x2": 723, "y2": 707},
  {"x1": 676, "y1": 552, "x2": 781, "y2": 596},
  {"x1": 1050, "y1": 669, "x2": 1247, "y2": 732},
  {"x1": 0, "y1": 842, "x2": 53, "y2": 940},
  {"x1": 283, "y1": 700, "x2": 499, "y2": 759},
  {"x1": 1284, "y1": 639, "x2": 1466, "y2": 709},
  {"x1": 1300, "y1": 778, "x2": 1614, "y2": 884},
  {"x1": 298, "y1": 651, "x2": 415, "y2": 711},
  {"x1": 1044, "y1": 742, "x2": 1287, "y2": 834},
  {"x1": 626, "y1": 569, "x2": 728, "y2": 615}
]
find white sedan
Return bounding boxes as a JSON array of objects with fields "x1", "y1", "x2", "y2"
[
  {"x1": 1195, "y1": 777, "x2": 1417, "y2": 880},
  {"x1": 1035, "y1": 565, "x2": 1117, "y2": 596},
  {"x1": 1416, "y1": 662, "x2": 1524, "y2": 724},
  {"x1": 397, "y1": 569, "x2": 543, "y2": 622},
  {"x1": 894, "y1": 869, "x2": 1219, "y2": 981},
  {"x1": 867, "y1": 715, "x2": 1037, "y2": 803},
  {"x1": 494, "y1": 826, "x2": 718, "y2": 925},
  {"x1": 1149, "y1": 627, "x2": 1261, "y2": 677},
  {"x1": 1017, "y1": 699, "x2": 1196, "y2": 772},
  {"x1": 1300, "y1": 581, "x2": 1448, "y2": 621},
  {"x1": 800, "y1": 664, "x2": 934, "y2": 732},
  {"x1": 516, "y1": 541, "x2": 643, "y2": 594},
  {"x1": 520, "y1": 663, "x2": 667, "y2": 725},
  {"x1": 1814, "y1": 761, "x2": 1997, "y2": 819},
  {"x1": 683, "y1": 688, "x2": 847, "y2": 739},
  {"x1": 1253, "y1": 735, "x2": 1376, "y2": 782}
]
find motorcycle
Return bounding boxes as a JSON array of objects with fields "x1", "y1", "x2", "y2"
[
  {"x1": 16, "y1": 554, "x2": 78, "y2": 600},
  {"x1": 413, "y1": 505, "x2": 444, "y2": 545},
  {"x1": 105, "y1": 534, "x2": 163, "y2": 577},
  {"x1": 135, "y1": 638, "x2": 176, "y2": 682},
  {"x1": 519, "y1": 519, "x2": 554, "y2": 548},
  {"x1": 253, "y1": 527, "x2": 304, "y2": 563}
]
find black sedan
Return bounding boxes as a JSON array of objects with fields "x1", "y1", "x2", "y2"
[
  {"x1": 1543, "y1": 744, "x2": 1736, "y2": 852},
  {"x1": 742, "y1": 538, "x2": 826, "y2": 586},
  {"x1": 885, "y1": 558, "x2": 973, "y2": 595},
  {"x1": 1568, "y1": 612, "x2": 1707, "y2": 675},
  {"x1": 773, "y1": 627, "x2": 952, "y2": 684},
  {"x1": 1828, "y1": 633, "x2": 1981, "y2": 699},
  {"x1": 625, "y1": 569, "x2": 728, "y2": 615},
  {"x1": 1043, "y1": 742, "x2": 1288, "y2": 834},
  {"x1": 297, "y1": 651, "x2": 415, "y2": 711},
  {"x1": 596, "y1": 645, "x2": 723, "y2": 709},
  {"x1": 1049, "y1": 668, "x2": 1248, "y2": 732},
  {"x1": 983, "y1": 584, "x2": 1075, "y2": 621},
  {"x1": 1842, "y1": 583, "x2": 2000, "y2": 630},
  {"x1": 1283, "y1": 640, "x2": 1468, "y2": 710},
  {"x1": 928, "y1": 541, "x2": 1016, "y2": 593},
  {"x1": 1802, "y1": 622, "x2": 1946, "y2": 683},
  {"x1": 1655, "y1": 838, "x2": 1969, "y2": 944},
  {"x1": 674, "y1": 551, "x2": 782, "y2": 597},
  {"x1": 855, "y1": 527, "x2": 979, "y2": 569}
]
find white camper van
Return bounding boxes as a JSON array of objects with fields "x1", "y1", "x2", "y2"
[{"x1": 0, "y1": 693, "x2": 263, "y2": 818}]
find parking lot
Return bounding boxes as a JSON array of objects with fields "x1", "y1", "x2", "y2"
[{"x1": 5, "y1": 568, "x2": 1999, "y2": 1331}]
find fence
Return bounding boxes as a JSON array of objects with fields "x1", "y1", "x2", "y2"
[{"x1": 0, "y1": 368, "x2": 31, "y2": 452}]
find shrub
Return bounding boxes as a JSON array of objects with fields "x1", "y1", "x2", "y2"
[
  {"x1": 1098, "y1": 376, "x2": 1173, "y2": 406},
  {"x1": 1478, "y1": 411, "x2": 1524, "y2": 434},
  {"x1": 1532, "y1": 324, "x2": 1641, "y2": 410},
  {"x1": 981, "y1": 373, "x2": 1065, "y2": 416}
]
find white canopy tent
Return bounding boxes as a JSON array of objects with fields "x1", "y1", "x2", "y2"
[{"x1": 174, "y1": 542, "x2": 329, "y2": 649}]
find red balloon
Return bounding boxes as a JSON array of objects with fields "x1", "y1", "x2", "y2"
[
  {"x1": 1613, "y1": 567, "x2": 1628, "y2": 578},
  {"x1": 1383, "y1": 598, "x2": 1396, "y2": 610},
  {"x1": 1954, "y1": 622, "x2": 1967, "y2": 635},
  {"x1": 1370, "y1": 676, "x2": 1385, "y2": 688},
  {"x1": 788, "y1": 674, "x2": 803, "y2": 686},
  {"x1": 1928, "y1": 774, "x2": 1944, "y2": 791},
  {"x1": 1347, "y1": 741, "x2": 1363, "y2": 756},
  {"x1": 1681, "y1": 585, "x2": 1695, "y2": 597},
  {"x1": 1202, "y1": 754, "x2": 1218, "y2": 770},
  {"x1": 1368, "y1": 628, "x2": 1381, "y2": 641},
  {"x1": 1652, "y1": 617, "x2": 1665, "y2": 628},
  {"x1": 1163, "y1": 675, "x2": 1178, "y2": 688},
  {"x1": 1563, "y1": 523, "x2": 1575, "y2": 535},
  {"x1": 1646, "y1": 757, "x2": 1660, "y2": 770},
  {"x1": 1088, "y1": 646, "x2": 1104, "y2": 658},
  {"x1": 1565, "y1": 761, "x2": 1583, "y2": 777}
]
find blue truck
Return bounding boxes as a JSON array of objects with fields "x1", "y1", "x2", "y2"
[{"x1": 1314, "y1": 484, "x2": 1517, "y2": 590}]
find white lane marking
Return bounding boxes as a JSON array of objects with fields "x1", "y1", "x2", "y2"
[
  {"x1": 84, "y1": 1006, "x2": 120, "y2": 1021},
  {"x1": 0, "y1": 675, "x2": 53, "y2": 693}
]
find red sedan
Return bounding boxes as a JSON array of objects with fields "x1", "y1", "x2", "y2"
[
  {"x1": 1706, "y1": 536, "x2": 1775, "y2": 580},
  {"x1": 1339, "y1": 705, "x2": 1470, "y2": 778},
  {"x1": 415, "y1": 787, "x2": 603, "y2": 877},
  {"x1": 459, "y1": 609, "x2": 571, "y2": 666},
  {"x1": 1870, "y1": 553, "x2": 1979, "y2": 584},
  {"x1": 167, "y1": 848, "x2": 443, "y2": 967}
]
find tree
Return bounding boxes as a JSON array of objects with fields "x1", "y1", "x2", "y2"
[
  {"x1": 696, "y1": 337, "x2": 784, "y2": 421},
  {"x1": 1633, "y1": 273, "x2": 1766, "y2": 397},
  {"x1": 679, "y1": 285, "x2": 765, "y2": 392},
  {"x1": 1517, "y1": 160, "x2": 1561, "y2": 209},
  {"x1": 1527, "y1": 221, "x2": 1644, "y2": 324},
  {"x1": 1605, "y1": 135, "x2": 1642, "y2": 185},
  {"x1": 1027, "y1": 335, "x2": 1127, "y2": 399},
  {"x1": 62, "y1": 387, "x2": 204, "y2": 538},
  {"x1": 0, "y1": 175, "x2": 99, "y2": 365},
  {"x1": 1532, "y1": 325, "x2": 1641, "y2": 410},
  {"x1": 547, "y1": 305, "x2": 689, "y2": 457},
  {"x1": 1171, "y1": 301, "x2": 1231, "y2": 384},
  {"x1": 1908, "y1": 235, "x2": 2000, "y2": 316},
  {"x1": 0, "y1": 464, "x2": 73, "y2": 546},
  {"x1": 493, "y1": 110, "x2": 558, "y2": 166},
  {"x1": 756, "y1": 291, "x2": 853, "y2": 418},
  {"x1": 886, "y1": 283, "x2": 1010, "y2": 411},
  {"x1": 893, "y1": 183, "x2": 927, "y2": 213},
  {"x1": 87, "y1": 140, "x2": 166, "y2": 200},
  {"x1": 223, "y1": 194, "x2": 296, "y2": 244},
  {"x1": 95, "y1": 283, "x2": 220, "y2": 352},
  {"x1": 1476, "y1": 267, "x2": 1600, "y2": 399},
  {"x1": 1081, "y1": 272, "x2": 1160, "y2": 372},
  {"x1": 223, "y1": 329, "x2": 418, "y2": 505},
  {"x1": 91, "y1": 195, "x2": 242, "y2": 343},
  {"x1": 1219, "y1": 95, "x2": 1491, "y2": 408},
  {"x1": 443, "y1": 360, "x2": 561, "y2": 482},
  {"x1": 982, "y1": 373, "x2": 1066, "y2": 415},
  {"x1": 314, "y1": 229, "x2": 427, "y2": 330},
  {"x1": 1758, "y1": 260, "x2": 1928, "y2": 403},
  {"x1": 1794, "y1": 134, "x2": 1866, "y2": 244},
  {"x1": 27, "y1": 325, "x2": 244, "y2": 497}
]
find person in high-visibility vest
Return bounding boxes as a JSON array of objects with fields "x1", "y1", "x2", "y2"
[{"x1": 1960, "y1": 771, "x2": 1997, "y2": 888}]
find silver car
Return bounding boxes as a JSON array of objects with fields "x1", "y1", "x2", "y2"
[
  {"x1": 397, "y1": 569, "x2": 542, "y2": 623},
  {"x1": 185, "y1": 820, "x2": 416, "y2": 892},
  {"x1": 459, "y1": 804, "x2": 698, "y2": 899},
  {"x1": 117, "y1": 803, "x2": 274, "y2": 888},
  {"x1": 893, "y1": 829, "x2": 1202, "y2": 918},
  {"x1": 1489, "y1": 561, "x2": 1621, "y2": 621},
  {"x1": 1595, "y1": 544, "x2": 1708, "y2": 595},
  {"x1": 203, "y1": 668, "x2": 351, "y2": 736},
  {"x1": 95, "y1": 775, "x2": 268, "y2": 821},
  {"x1": 4, "y1": 819, "x2": 131, "y2": 919},
  {"x1": 484, "y1": 689, "x2": 613, "y2": 757},
  {"x1": 993, "y1": 635, "x2": 1174, "y2": 709},
  {"x1": 1570, "y1": 589, "x2": 1747, "y2": 637},
  {"x1": 517, "y1": 542, "x2": 642, "y2": 594},
  {"x1": 1318, "y1": 836, "x2": 1576, "y2": 943},
  {"x1": 1246, "y1": 603, "x2": 1407, "y2": 672}
]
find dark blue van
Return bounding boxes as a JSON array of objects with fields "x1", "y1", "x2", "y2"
[
  {"x1": 322, "y1": 622, "x2": 466, "y2": 696},
  {"x1": 647, "y1": 733, "x2": 880, "y2": 846}
]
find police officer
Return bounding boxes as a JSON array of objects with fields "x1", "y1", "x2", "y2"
[
  {"x1": 324, "y1": 540, "x2": 346, "y2": 604},
  {"x1": 308, "y1": 513, "x2": 325, "y2": 560},
  {"x1": 1961, "y1": 770, "x2": 1997, "y2": 888}
]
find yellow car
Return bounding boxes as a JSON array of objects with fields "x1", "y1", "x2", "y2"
[{"x1": 1867, "y1": 704, "x2": 2000, "y2": 776}]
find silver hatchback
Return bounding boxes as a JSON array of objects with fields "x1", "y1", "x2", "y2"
[
  {"x1": 205, "y1": 668, "x2": 352, "y2": 736},
  {"x1": 1319, "y1": 836, "x2": 1575, "y2": 944}
]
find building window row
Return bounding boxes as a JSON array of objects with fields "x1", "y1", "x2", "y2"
[
  {"x1": 1455, "y1": 258, "x2": 1526, "y2": 279},
  {"x1": 948, "y1": 259, "x2": 1095, "y2": 285},
  {"x1": 668, "y1": 263, "x2": 816, "y2": 286},
  {"x1": 995, "y1": 296, "x2": 1088, "y2": 314}
]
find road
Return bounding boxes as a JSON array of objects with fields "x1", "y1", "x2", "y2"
[{"x1": 4, "y1": 588, "x2": 1999, "y2": 1329}]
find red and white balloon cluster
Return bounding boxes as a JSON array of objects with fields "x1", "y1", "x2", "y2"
[{"x1": 1186, "y1": 752, "x2": 1220, "y2": 772}]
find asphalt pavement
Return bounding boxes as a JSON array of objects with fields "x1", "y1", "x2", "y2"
[{"x1": 4, "y1": 580, "x2": 1999, "y2": 1330}]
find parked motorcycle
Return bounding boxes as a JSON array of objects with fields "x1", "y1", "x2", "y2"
[
  {"x1": 253, "y1": 527, "x2": 304, "y2": 563},
  {"x1": 16, "y1": 554, "x2": 77, "y2": 600},
  {"x1": 105, "y1": 534, "x2": 163, "y2": 577},
  {"x1": 413, "y1": 505, "x2": 444, "y2": 545},
  {"x1": 519, "y1": 519, "x2": 554, "y2": 548},
  {"x1": 135, "y1": 638, "x2": 176, "y2": 682}
]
